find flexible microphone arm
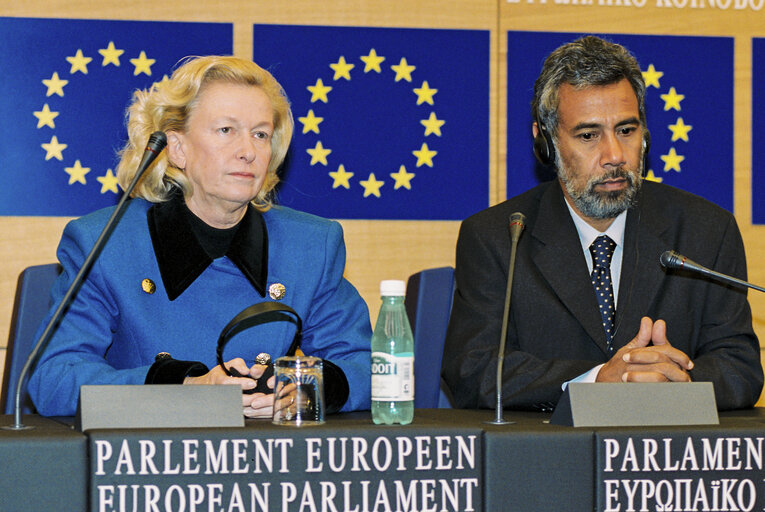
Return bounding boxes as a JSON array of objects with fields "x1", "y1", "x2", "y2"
[
  {"x1": 487, "y1": 212, "x2": 526, "y2": 425},
  {"x1": 660, "y1": 250, "x2": 765, "y2": 293},
  {"x1": 5, "y1": 131, "x2": 167, "y2": 431}
]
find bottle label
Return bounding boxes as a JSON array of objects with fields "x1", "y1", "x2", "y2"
[{"x1": 371, "y1": 352, "x2": 414, "y2": 401}]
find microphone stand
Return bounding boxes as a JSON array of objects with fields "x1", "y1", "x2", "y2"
[
  {"x1": 3, "y1": 132, "x2": 167, "y2": 431},
  {"x1": 486, "y1": 212, "x2": 525, "y2": 425}
]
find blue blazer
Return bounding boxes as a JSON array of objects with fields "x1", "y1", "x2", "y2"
[{"x1": 28, "y1": 198, "x2": 372, "y2": 416}]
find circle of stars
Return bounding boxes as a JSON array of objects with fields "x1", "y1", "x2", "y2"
[
  {"x1": 34, "y1": 42, "x2": 157, "y2": 194},
  {"x1": 641, "y1": 64, "x2": 692, "y2": 183},
  {"x1": 299, "y1": 49, "x2": 445, "y2": 199}
]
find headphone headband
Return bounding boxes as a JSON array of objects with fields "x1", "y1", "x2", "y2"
[{"x1": 216, "y1": 301, "x2": 302, "y2": 376}]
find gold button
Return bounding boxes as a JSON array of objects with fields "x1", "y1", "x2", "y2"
[
  {"x1": 142, "y1": 278, "x2": 156, "y2": 294},
  {"x1": 269, "y1": 283, "x2": 286, "y2": 300}
]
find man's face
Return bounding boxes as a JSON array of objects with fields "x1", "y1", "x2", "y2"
[{"x1": 552, "y1": 79, "x2": 644, "y2": 222}]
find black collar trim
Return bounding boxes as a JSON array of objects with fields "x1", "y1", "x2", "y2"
[{"x1": 147, "y1": 194, "x2": 268, "y2": 301}]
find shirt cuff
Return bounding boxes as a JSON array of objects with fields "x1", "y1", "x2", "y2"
[
  {"x1": 561, "y1": 364, "x2": 605, "y2": 390},
  {"x1": 145, "y1": 358, "x2": 209, "y2": 384},
  {"x1": 322, "y1": 359, "x2": 349, "y2": 414}
]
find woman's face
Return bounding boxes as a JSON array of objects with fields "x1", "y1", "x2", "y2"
[{"x1": 169, "y1": 81, "x2": 274, "y2": 227}]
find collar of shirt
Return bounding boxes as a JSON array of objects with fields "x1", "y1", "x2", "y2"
[
  {"x1": 147, "y1": 190, "x2": 269, "y2": 301},
  {"x1": 563, "y1": 198, "x2": 627, "y2": 307}
]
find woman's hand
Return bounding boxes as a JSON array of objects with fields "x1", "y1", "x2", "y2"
[
  {"x1": 242, "y1": 363, "x2": 275, "y2": 418},
  {"x1": 183, "y1": 358, "x2": 275, "y2": 418}
]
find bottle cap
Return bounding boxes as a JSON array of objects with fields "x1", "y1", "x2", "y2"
[{"x1": 380, "y1": 279, "x2": 406, "y2": 296}]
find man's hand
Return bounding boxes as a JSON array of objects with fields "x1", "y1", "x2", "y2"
[
  {"x1": 596, "y1": 317, "x2": 693, "y2": 383},
  {"x1": 183, "y1": 358, "x2": 275, "y2": 418}
]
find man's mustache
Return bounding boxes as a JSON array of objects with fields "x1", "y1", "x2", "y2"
[{"x1": 589, "y1": 168, "x2": 637, "y2": 188}]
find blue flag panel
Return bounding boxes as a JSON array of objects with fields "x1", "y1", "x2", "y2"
[
  {"x1": 0, "y1": 17, "x2": 232, "y2": 216},
  {"x1": 507, "y1": 32, "x2": 734, "y2": 213},
  {"x1": 753, "y1": 38, "x2": 765, "y2": 224},
  {"x1": 253, "y1": 25, "x2": 490, "y2": 220}
]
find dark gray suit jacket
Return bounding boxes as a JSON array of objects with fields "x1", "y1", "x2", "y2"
[{"x1": 442, "y1": 180, "x2": 763, "y2": 411}]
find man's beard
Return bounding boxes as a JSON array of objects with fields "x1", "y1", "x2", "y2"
[{"x1": 556, "y1": 153, "x2": 643, "y2": 220}]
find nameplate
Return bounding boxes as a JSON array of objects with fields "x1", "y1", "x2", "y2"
[
  {"x1": 549, "y1": 382, "x2": 719, "y2": 427},
  {"x1": 76, "y1": 385, "x2": 244, "y2": 431}
]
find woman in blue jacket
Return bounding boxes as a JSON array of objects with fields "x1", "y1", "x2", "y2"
[{"x1": 28, "y1": 56, "x2": 372, "y2": 418}]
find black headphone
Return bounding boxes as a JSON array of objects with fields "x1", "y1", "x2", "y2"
[
  {"x1": 532, "y1": 113, "x2": 651, "y2": 178},
  {"x1": 532, "y1": 113, "x2": 556, "y2": 167}
]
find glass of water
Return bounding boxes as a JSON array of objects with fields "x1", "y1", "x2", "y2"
[{"x1": 272, "y1": 356, "x2": 325, "y2": 426}]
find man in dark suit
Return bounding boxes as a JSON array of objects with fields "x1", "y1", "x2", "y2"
[{"x1": 442, "y1": 35, "x2": 763, "y2": 411}]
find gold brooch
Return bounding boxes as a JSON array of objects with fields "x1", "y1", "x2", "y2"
[{"x1": 141, "y1": 278, "x2": 156, "y2": 294}]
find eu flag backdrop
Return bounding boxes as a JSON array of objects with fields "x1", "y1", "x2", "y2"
[
  {"x1": 507, "y1": 32, "x2": 734, "y2": 213},
  {"x1": 253, "y1": 24, "x2": 490, "y2": 220},
  {"x1": 753, "y1": 38, "x2": 765, "y2": 225},
  {"x1": 0, "y1": 17, "x2": 232, "y2": 216}
]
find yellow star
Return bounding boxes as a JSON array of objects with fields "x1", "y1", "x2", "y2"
[
  {"x1": 329, "y1": 56, "x2": 355, "y2": 81},
  {"x1": 420, "y1": 112, "x2": 445, "y2": 136},
  {"x1": 97, "y1": 168, "x2": 120, "y2": 194},
  {"x1": 42, "y1": 72, "x2": 68, "y2": 97},
  {"x1": 33, "y1": 104, "x2": 59, "y2": 129},
  {"x1": 413, "y1": 81, "x2": 438, "y2": 106},
  {"x1": 65, "y1": 160, "x2": 90, "y2": 185},
  {"x1": 298, "y1": 109, "x2": 324, "y2": 134},
  {"x1": 66, "y1": 49, "x2": 92, "y2": 74},
  {"x1": 360, "y1": 173, "x2": 384, "y2": 198},
  {"x1": 390, "y1": 165, "x2": 415, "y2": 190},
  {"x1": 130, "y1": 51, "x2": 155, "y2": 76},
  {"x1": 660, "y1": 87, "x2": 685, "y2": 111},
  {"x1": 360, "y1": 49, "x2": 385, "y2": 73},
  {"x1": 307, "y1": 141, "x2": 331, "y2": 166},
  {"x1": 391, "y1": 58, "x2": 416, "y2": 82},
  {"x1": 41, "y1": 135, "x2": 67, "y2": 161},
  {"x1": 307, "y1": 79, "x2": 332, "y2": 103},
  {"x1": 644, "y1": 169, "x2": 663, "y2": 183},
  {"x1": 668, "y1": 117, "x2": 693, "y2": 142},
  {"x1": 660, "y1": 147, "x2": 685, "y2": 172},
  {"x1": 642, "y1": 64, "x2": 663, "y2": 89},
  {"x1": 99, "y1": 41, "x2": 124, "y2": 67},
  {"x1": 412, "y1": 143, "x2": 437, "y2": 168},
  {"x1": 329, "y1": 164, "x2": 354, "y2": 189}
]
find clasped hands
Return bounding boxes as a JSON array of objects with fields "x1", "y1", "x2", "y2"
[
  {"x1": 183, "y1": 358, "x2": 274, "y2": 418},
  {"x1": 596, "y1": 317, "x2": 694, "y2": 383}
]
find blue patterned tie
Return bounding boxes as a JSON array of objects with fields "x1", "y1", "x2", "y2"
[{"x1": 590, "y1": 235, "x2": 617, "y2": 352}]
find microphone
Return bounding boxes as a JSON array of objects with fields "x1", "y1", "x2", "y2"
[
  {"x1": 660, "y1": 250, "x2": 765, "y2": 293},
  {"x1": 4, "y1": 131, "x2": 167, "y2": 431},
  {"x1": 487, "y1": 212, "x2": 526, "y2": 425}
]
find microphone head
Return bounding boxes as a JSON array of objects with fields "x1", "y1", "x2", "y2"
[
  {"x1": 508, "y1": 212, "x2": 526, "y2": 242},
  {"x1": 146, "y1": 131, "x2": 168, "y2": 153},
  {"x1": 659, "y1": 250, "x2": 674, "y2": 268},
  {"x1": 660, "y1": 250, "x2": 686, "y2": 270},
  {"x1": 510, "y1": 212, "x2": 526, "y2": 226}
]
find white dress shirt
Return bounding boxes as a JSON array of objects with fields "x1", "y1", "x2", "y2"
[{"x1": 562, "y1": 199, "x2": 628, "y2": 386}]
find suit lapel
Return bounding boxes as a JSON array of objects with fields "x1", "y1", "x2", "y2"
[
  {"x1": 611, "y1": 191, "x2": 670, "y2": 350},
  {"x1": 531, "y1": 183, "x2": 611, "y2": 353}
]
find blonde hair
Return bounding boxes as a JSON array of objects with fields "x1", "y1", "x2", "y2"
[{"x1": 116, "y1": 55, "x2": 293, "y2": 211}]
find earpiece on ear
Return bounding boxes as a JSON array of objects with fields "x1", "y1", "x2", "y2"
[
  {"x1": 533, "y1": 116, "x2": 555, "y2": 166},
  {"x1": 641, "y1": 129, "x2": 651, "y2": 178}
]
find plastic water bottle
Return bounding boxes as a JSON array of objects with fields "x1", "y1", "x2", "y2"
[{"x1": 371, "y1": 280, "x2": 414, "y2": 425}]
